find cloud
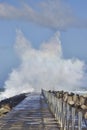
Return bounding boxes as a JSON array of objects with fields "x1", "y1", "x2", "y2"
[
  {"x1": 0, "y1": 30, "x2": 86, "y2": 99},
  {"x1": 0, "y1": 0, "x2": 80, "y2": 30},
  {"x1": 0, "y1": 3, "x2": 21, "y2": 19}
]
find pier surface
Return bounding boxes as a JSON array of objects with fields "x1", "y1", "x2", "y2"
[{"x1": 0, "y1": 93, "x2": 60, "y2": 130}]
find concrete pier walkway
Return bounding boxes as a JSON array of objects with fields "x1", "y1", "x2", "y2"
[{"x1": 0, "y1": 94, "x2": 60, "y2": 130}]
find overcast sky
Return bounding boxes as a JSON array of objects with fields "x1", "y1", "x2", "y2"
[{"x1": 0, "y1": 0, "x2": 87, "y2": 87}]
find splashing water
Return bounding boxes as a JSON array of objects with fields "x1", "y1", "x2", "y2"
[{"x1": 0, "y1": 30, "x2": 86, "y2": 100}]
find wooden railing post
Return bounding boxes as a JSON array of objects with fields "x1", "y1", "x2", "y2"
[
  {"x1": 78, "y1": 111, "x2": 82, "y2": 130},
  {"x1": 63, "y1": 102, "x2": 67, "y2": 130},
  {"x1": 71, "y1": 107, "x2": 75, "y2": 130},
  {"x1": 66, "y1": 103, "x2": 70, "y2": 130}
]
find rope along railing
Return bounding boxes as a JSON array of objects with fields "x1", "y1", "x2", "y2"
[{"x1": 42, "y1": 90, "x2": 87, "y2": 130}]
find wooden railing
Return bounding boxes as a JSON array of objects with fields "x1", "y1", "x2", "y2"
[{"x1": 42, "y1": 90, "x2": 87, "y2": 130}]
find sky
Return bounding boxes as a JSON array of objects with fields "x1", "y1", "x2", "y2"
[{"x1": 0, "y1": 0, "x2": 87, "y2": 88}]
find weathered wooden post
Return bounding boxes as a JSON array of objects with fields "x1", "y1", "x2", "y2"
[
  {"x1": 59, "y1": 98, "x2": 62, "y2": 125},
  {"x1": 53, "y1": 95, "x2": 55, "y2": 114},
  {"x1": 63, "y1": 101, "x2": 66, "y2": 130},
  {"x1": 78, "y1": 111, "x2": 82, "y2": 130},
  {"x1": 60, "y1": 98, "x2": 63, "y2": 128},
  {"x1": 52, "y1": 95, "x2": 55, "y2": 113},
  {"x1": 50, "y1": 94, "x2": 53, "y2": 112},
  {"x1": 55, "y1": 97, "x2": 57, "y2": 118},
  {"x1": 67, "y1": 104, "x2": 70, "y2": 130},
  {"x1": 55, "y1": 97, "x2": 57, "y2": 119},
  {"x1": 56, "y1": 98, "x2": 59, "y2": 122},
  {"x1": 64, "y1": 102, "x2": 68, "y2": 130},
  {"x1": 59, "y1": 98, "x2": 63, "y2": 127},
  {"x1": 57, "y1": 98, "x2": 60, "y2": 122},
  {"x1": 71, "y1": 107, "x2": 75, "y2": 130}
]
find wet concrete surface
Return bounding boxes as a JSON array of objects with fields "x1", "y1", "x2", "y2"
[{"x1": 0, "y1": 93, "x2": 60, "y2": 130}]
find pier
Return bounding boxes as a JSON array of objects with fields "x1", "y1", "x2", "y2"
[
  {"x1": 0, "y1": 90, "x2": 87, "y2": 130},
  {"x1": 0, "y1": 93, "x2": 60, "y2": 130}
]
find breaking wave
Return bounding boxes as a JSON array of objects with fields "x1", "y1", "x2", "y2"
[{"x1": 0, "y1": 30, "x2": 86, "y2": 100}]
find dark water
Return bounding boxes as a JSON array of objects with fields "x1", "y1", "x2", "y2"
[{"x1": 0, "y1": 88, "x2": 4, "y2": 92}]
